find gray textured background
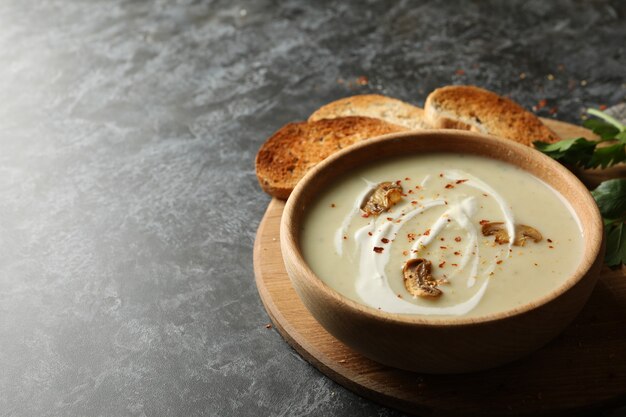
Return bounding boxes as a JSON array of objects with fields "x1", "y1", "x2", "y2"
[{"x1": 1, "y1": 0, "x2": 625, "y2": 416}]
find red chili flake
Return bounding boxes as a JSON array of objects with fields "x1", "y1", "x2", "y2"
[
  {"x1": 356, "y1": 75, "x2": 369, "y2": 85},
  {"x1": 455, "y1": 179, "x2": 468, "y2": 184},
  {"x1": 451, "y1": 263, "x2": 458, "y2": 267},
  {"x1": 455, "y1": 69, "x2": 465, "y2": 75},
  {"x1": 343, "y1": 236, "x2": 347, "y2": 240},
  {"x1": 408, "y1": 189, "x2": 414, "y2": 194},
  {"x1": 411, "y1": 200, "x2": 418, "y2": 205},
  {"x1": 373, "y1": 247, "x2": 384, "y2": 253},
  {"x1": 361, "y1": 213, "x2": 370, "y2": 218},
  {"x1": 479, "y1": 220, "x2": 489, "y2": 225},
  {"x1": 438, "y1": 261, "x2": 446, "y2": 268},
  {"x1": 599, "y1": 104, "x2": 607, "y2": 110},
  {"x1": 549, "y1": 245, "x2": 554, "y2": 249},
  {"x1": 547, "y1": 238, "x2": 553, "y2": 243},
  {"x1": 407, "y1": 233, "x2": 416, "y2": 242},
  {"x1": 454, "y1": 251, "x2": 460, "y2": 256},
  {"x1": 440, "y1": 246, "x2": 447, "y2": 249},
  {"x1": 549, "y1": 106, "x2": 558, "y2": 115},
  {"x1": 395, "y1": 180, "x2": 402, "y2": 185},
  {"x1": 423, "y1": 229, "x2": 431, "y2": 236},
  {"x1": 455, "y1": 236, "x2": 462, "y2": 242},
  {"x1": 445, "y1": 184, "x2": 454, "y2": 189},
  {"x1": 496, "y1": 260, "x2": 503, "y2": 265},
  {"x1": 368, "y1": 232, "x2": 373, "y2": 236},
  {"x1": 330, "y1": 203, "x2": 336, "y2": 208},
  {"x1": 537, "y1": 99, "x2": 548, "y2": 110},
  {"x1": 405, "y1": 177, "x2": 410, "y2": 181},
  {"x1": 415, "y1": 185, "x2": 421, "y2": 189},
  {"x1": 386, "y1": 217, "x2": 393, "y2": 221},
  {"x1": 381, "y1": 238, "x2": 390, "y2": 244}
]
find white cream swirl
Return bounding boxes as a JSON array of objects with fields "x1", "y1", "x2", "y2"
[{"x1": 334, "y1": 170, "x2": 516, "y2": 315}]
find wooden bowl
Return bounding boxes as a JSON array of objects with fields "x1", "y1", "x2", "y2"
[{"x1": 280, "y1": 130, "x2": 605, "y2": 374}]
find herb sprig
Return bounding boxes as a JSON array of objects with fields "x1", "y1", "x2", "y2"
[
  {"x1": 591, "y1": 179, "x2": 626, "y2": 266},
  {"x1": 534, "y1": 109, "x2": 626, "y2": 169},
  {"x1": 534, "y1": 108, "x2": 626, "y2": 266}
]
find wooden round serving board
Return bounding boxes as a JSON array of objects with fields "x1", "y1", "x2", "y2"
[{"x1": 253, "y1": 119, "x2": 626, "y2": 416}]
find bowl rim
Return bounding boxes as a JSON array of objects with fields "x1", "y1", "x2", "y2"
[{"x1": 280, "y1": 129, "x2": 604, "y2": 327}]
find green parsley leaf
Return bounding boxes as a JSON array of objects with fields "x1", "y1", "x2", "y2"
[
  {"x1": 587, "y1": 108, "x2": 626, "y2": 132},
  {"x1": 590, "y1": 143, "x2": 626, "y2": 168},
  {"x1": 533, "y1": 137, "x2": 596, "y2": 167},
  {"x1": 603, "y1": 223, "x2": 626, "y2": 267},
  {"x1": 592, "y1": 178, "x2": 626, "y2": 266},
  {"x1": 536, "y1": 109, "x2": 626, "y2": 169},
  {"x1": 537, "y1": 108, "x2": 626, "y2": 266},
  {"x1": 591, "y1": 179, "x2": 626, "y2": 219},
  {"x1": 583, "y1": 119, "x2": 620, "y2": 140}
]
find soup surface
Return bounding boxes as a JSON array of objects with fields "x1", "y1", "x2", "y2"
[{"x1": 300, "y1": 153, "x2": 584, "y2": 318}]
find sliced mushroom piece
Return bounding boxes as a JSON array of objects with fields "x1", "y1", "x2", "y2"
[
  {"x1": 481, "y1": 222, "x2": 543, "y2": 246},
  {"x1": 403, "y1": 258, "x2": 442, "y2": 298},
  {"x1": 514, "y1": 224, "x2": 543, "y2": 246},
  {"x1": 360, "y1": 181, "x2": 403, "y2": 216},
  {"x1": 481, "y1": 222, "x2": 511, "y2": 245}
]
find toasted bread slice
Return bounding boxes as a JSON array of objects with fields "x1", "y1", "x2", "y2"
[
  {"x1": 309, "y1": 94, "x2": 430, "y2": 130},
  {"x1": 255, "y1": 117, "x2": 407, "y2": 199},
  {"x1": 425, "y1": 85, "x2": 560, "y2": 145}
]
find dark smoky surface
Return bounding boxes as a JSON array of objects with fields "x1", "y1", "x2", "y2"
[{"x1": 0, "y1": 0, "x2": 624, "y2": 416}]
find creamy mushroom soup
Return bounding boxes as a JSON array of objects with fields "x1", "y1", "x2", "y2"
[{"x1": 300, "y1": 153, "x2": 584, "y2": 318}]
